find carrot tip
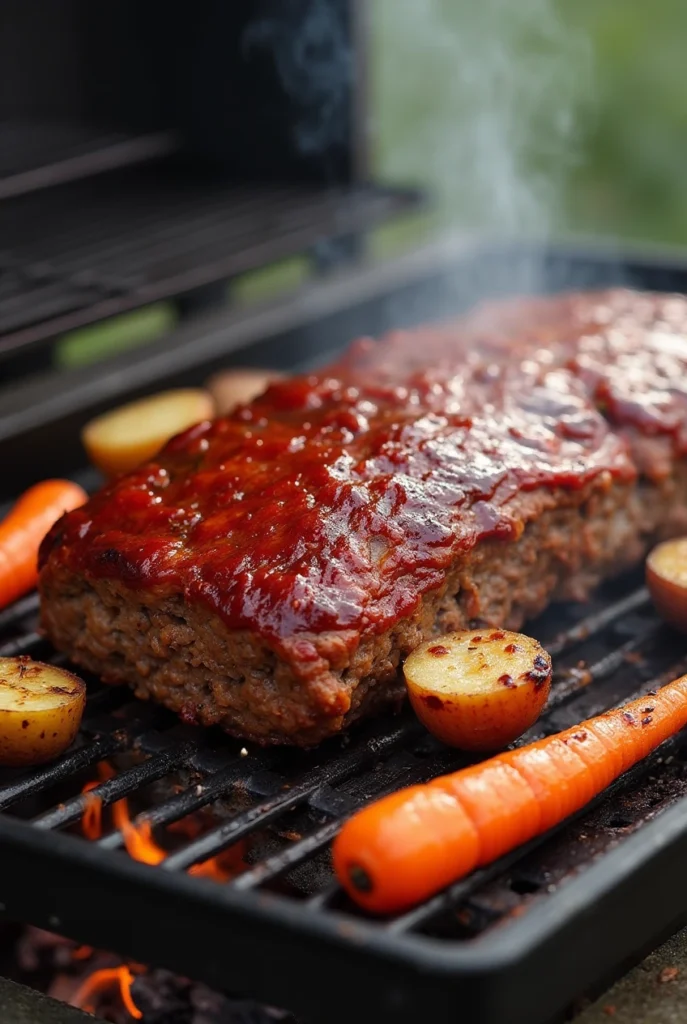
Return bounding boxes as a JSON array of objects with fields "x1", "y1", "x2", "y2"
[{"x1": 348, "y1": 864, "x2": 374, "y2": 893}]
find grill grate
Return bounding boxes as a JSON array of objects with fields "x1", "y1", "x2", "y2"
[
  {"x1": 0, "y1": 123, "x2": 179, "y2": 200},
  {"x1": 1, "y1": 570, "x2": 687, "y2": 1024},
  {"x1": 0, "y1": 174, "x2": 420, "y2": 363}
]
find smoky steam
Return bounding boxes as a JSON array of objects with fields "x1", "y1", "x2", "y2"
[
  {"x1": 243, "y1": 0, "x2": 599, "y2": 327},
  {"x1": 243, "y1": 0, "x2": 352, "y2": 158},
  {"x1": 375, "y1": 0, "x2": 591, "y2": 235}
]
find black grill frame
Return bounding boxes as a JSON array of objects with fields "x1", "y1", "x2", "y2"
[
  {"x1": 3, "y1": 240, "x2": 687, "y2": 1024},
  {"x1": 1, "y1": 580, "x2": 687, "y2": 1024},
  {"x1": 0, "y1": 174, "x2": 421, "y2": 366}
]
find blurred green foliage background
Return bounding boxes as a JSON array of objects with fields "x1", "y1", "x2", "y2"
[
  {"x1": 373, "y1": 0, "x2": 687, "y2": 247},
  {"x1": 563, "y1": 0, "x2": 687, "y2": 244}
]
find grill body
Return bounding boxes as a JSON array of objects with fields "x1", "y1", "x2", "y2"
[
  {"x1": 0, "y1": 0, "x2": 421, "y2": 382},
  {"x1": 1, "y1": 0, "x2": 368, "y2": 186},
  {"x1": 2, "y1": 239, "x2": 687, "y2": 1023}
]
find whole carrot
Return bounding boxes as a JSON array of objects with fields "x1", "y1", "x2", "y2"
[
  {"x1": 333, "y1": 675, "x2": 687, "y2": 914},
  {"x1": 0, "y1": 480, "x2": 87, "y2": 609}
]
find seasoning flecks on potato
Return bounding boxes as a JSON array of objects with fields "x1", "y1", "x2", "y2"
[
  {"x1": 0, "y1": 657, "x2": 86, "y2": 767},
  {"x1": 404, "y1": 629, "x2": 552, "y2": 751}
]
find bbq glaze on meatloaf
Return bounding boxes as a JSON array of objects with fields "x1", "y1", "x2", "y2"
[{"x1": 39, "y1": 289, "x2": 687, "y2": 745}]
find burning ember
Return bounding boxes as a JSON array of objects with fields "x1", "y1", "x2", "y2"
[
  {"x1": 26, "y1": 762, "x2": 250, "y2": 1020},
  {"x1": 12, "y1": 927, "x2": 296, "y2": 1023},
  {"x1": 72, "y1": 962, "x2": 143, "y2": 1019}
]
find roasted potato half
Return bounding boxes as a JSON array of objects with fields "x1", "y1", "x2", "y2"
[
  {"x1": 646, "y1": 537, "x2": 687, "y2": 632},
  {"x1": 0, "y1": 658, "x2": 86, "y2": 767},
  {"x1": 404, "y1": 629, "x2": 552, "y2": 751},
  {"x1": 206, "y1": 368, "x2": 284, "y2": 416},
  {"x1": 82, "y1": 388, "x2": 215, "y2": 478}
]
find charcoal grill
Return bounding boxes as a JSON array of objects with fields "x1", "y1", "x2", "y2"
[{"x1": 3, "y1": 239, "x2": 687, "y2": 1024}]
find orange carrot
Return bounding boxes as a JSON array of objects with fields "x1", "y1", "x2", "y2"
[
  {"x1": 0, "y1": 479, "x2": 87, "y2": 609},
  {"x1": 333, "y1": 675, "x2": 687, "y2": 914}
]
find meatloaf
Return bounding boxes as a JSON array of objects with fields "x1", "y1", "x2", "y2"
[{"x1": 38, "y1": 289, "x2": 687, "y2": 746}]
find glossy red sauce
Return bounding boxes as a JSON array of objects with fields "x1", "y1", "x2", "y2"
[
  {"x1": 43, "y1": 288, "x2": 686, "y2": 649},
  {"x1": 463, "y1": 289, "x2": 687, "y2": 445}
]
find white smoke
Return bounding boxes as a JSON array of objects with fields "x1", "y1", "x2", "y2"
[
  {"x1": 243, "y1": 0, "x2": 598, "y2": 330},
  {"x1": 243, "y1": 1, "x2": 352, "y2": 157},
  {"x1": 374, "y1": 0, "x2": 591, "y2": 236}
]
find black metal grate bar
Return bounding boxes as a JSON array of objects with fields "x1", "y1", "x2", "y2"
[
  {"x1": 0, "y1": 565, "x2": 685, "y2": 1024},
  {"x1": 539, "y1": 626, "x2": 663, "y2": 725},
  {"x1": 0, "y1": 179, "x2": 422, "y2": 360},
  {"x1": 572, "y1": 626, "x2": 662, "y2": 686},
  {"x1": 0, "y1": 124, "x2": 178, "y2": 200},
  {"x1": 239, "y1": 649, "x2": 687, "y2": 904},
  {"x1": 97, "y1": 756, "x2": 273, "y2": 851},
  {"x1": 240, "y1": 610, "x2": 660, "y2": 896},
  {"x1": 546, "y1": 587, "x2": 650, "y2": 657},
  {"x1": 235, "y1": 820, "x2": 343, "y2": 892},
  {"x1": 0, "y1": 631, "x2": 46, "y2": 658},
  {"x1": 0, "y1": 592, "x2": 40, "y2": 631},
  {"x1": 386, "y1": 716, "x2": 686, "y2": 936},
  {"x1": 0, "y1": 577, "x2": 676, "y2": 880},
  {"x1": 161, "y1": 722, "x2": 427, "y2": 871},
  {"x1": 5, "y1": 245, "x2": 687, "y2": 1024},
  {"x1": 231, "y1": 745, "x2": 463, "y2": 892},
  {"x1": 0, "y1": 736, "x2": 123, "y2": 810},
  {"x1": 33, "y1": 743, "x2": 196, "y2": 830},
  {"x1": 601, "y1": 658, "x2": 687, "y2": 715}
]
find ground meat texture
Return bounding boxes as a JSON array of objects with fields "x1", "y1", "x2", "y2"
[{"x1": 38, "y1": 289, "x2": 687, "y2": 745}]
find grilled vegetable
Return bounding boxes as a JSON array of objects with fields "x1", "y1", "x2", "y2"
[
  {"x1": 0, "y1": 657, "x2": 86, "y2": 766},
  {"x1": 646, "y1": 538, "x2": 687, "y2": 631},
  {"x1": 404, "y1": 630, "x2": 551, "y2": 750},
  {"x1": 333, "y1": 674, "x2": 687, "y2": 914},
  {"x1": 0, "y1": 479, "x2": 87, "y2": 609},
  {"x1": 82, "y1": 389, "x2": 215, "y2": 478},
  {"x1": 206, "y1": 369, "x2": 284, "y2": 416}
]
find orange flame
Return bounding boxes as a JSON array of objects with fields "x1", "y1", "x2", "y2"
[
  {"x1": 81, "y1": 763, "x2": 116, "y2": 841},
  {"x1": 74, "y1": 763, "x2": 246, "y2": 1020},
  {"x1": 71, "y1": 944, "x2": 94, "y2": 961},
  {"x1": 189, "y1": 841, "x2": 246, "y2": 881},
  {"x1": 80, "y1": 762, "x2": 245, "y2": 880},
  {"x1": 71, "y1": 964, "x2": 142, "y2": 1020},
  {"x1": 114, "y1": 800, "x2": 244, "y2": 879},
  {"x1": 81, "y1": 783, "x2": 103, "y2": 842},
  {"x1": 114, "y1": 804, "x2": 166, "y2": 866}
]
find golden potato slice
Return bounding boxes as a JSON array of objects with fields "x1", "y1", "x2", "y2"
[
  {"x1": 82, "y1": 388, "x2": 215, "y2": 478},
  {"x1": 646, "y1": 537, "x2": 687, "y2": 632},
  {"x1": 0, "y1": 657, "x2": 86, "y2": 767},
  {"x1": 404, "y1": 629, "x2": 552, "y2": 751},
  {"x1": 206, "y1": 368, "x2": 284, "y2": 416}
]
